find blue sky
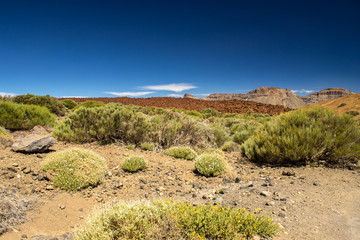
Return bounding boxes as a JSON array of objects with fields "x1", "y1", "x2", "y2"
[{"x1": 0, "y1": 0, "x2": 359, "y2": 98}]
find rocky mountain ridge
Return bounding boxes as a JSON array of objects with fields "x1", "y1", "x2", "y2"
[{"x1": 184, "y1": 87, "x2": 355, "y2": 109}]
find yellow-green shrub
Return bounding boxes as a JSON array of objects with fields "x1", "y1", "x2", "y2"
[
  {"x1": 0, "y1": 102, "x2": 56, "y2": 130},
  {"x1": 164, "y1": 146, "x2": 197, "y2": 160},
  {"x1": 195, "y1": 153, "x2": 226, "y2": 177},
  {"x1": 122, "y1": 156, "x2": 147, "y2": 172},
  {"x1": 0, "y1": 127, "x2": 13, "y2": 149},
  {"x1": 221, "y1": 140, "x2": 236, "y2": 152},
  {"x1": 74, "y1": 200, "x2": 279, "y2": 240},
  {"x1": 42, "y1": 148, "x2": 107, "y2": 191},
  {"x1": 242, "y1": 107, "x2": 360, "y2": 166},
  {"x1": 140, "y1": 142, "x2": 154, "y2": 151},
  {"x1": 73, "y1": 101, "x2": 105, "y2": 109},
  {"x1": 13, "y1": 94, "x2": 66, "y2": 116},
  {"x1": 61, "y1": 99, "x2": 77, "y2": 109}
]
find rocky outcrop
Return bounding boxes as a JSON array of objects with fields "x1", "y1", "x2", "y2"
[
  {"x1": 186, "y1": 87, "x2": 355, "y2": 109},
  {"x1": 11, "y1": 134, "x2": 56, "y2": 153},
  {"x1": 301, "y1": 88, "x2": 354, "y2": 105},
  {"x1": 183, "y1": 93, "x2": 200, "y2": 100}
]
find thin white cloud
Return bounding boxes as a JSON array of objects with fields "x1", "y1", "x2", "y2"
[
  {"x1": 141, "y1": 83, "x2": 197, "y2": 92},
  {"x1": 0, "y1": 92, "x2": 16, "y2": 97},
  {"x1": 61, "y1": 96, "x2": 88, "y2": 98},
  {"x1": 168, "y1": 94, "x2": 183, "y2": 97},
  {"x1": 105, "y1": 91, "x2": 155, "y2": 97},
  {"x1": 291, "y1": 89, "x2": 315, "y2": 94}
]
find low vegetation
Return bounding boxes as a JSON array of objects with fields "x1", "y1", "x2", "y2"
[
  {"x1": 164, "y1": 146, "x2": 197, "y2": 160},
  {"x1": 73, "y1": 100, "x2": 105, "y2": 109},
  {"x1": 0, "y1": 127, "x2": 13, "y2": 149},
  {"x1": 195, "y1": 153, "x2": 227, "y2": 177},
  {"x1": 140, "y1": 142, "x2": 154, "y2": 151},
  {"x1": 242, "y1": 107, "x2": 360, "y2": 166},
  {"x1": 12, "y1": 94, "x2": 66, "y2": 116},
  {"x1": 61, "y1": 99, "x2": 77, "y2": 109},
  {"x1": 0, "y1": 102, "x2": 56, "y2": 130},
  {"x1": 41, "y1": 148, "x2": 108, "y2": 191},
  {"x1": 122, "y1": 156, "x2": 147, "y2": 172},
  {"x1": 74, "y1": 200, "x2": 279, "y2": 240}
]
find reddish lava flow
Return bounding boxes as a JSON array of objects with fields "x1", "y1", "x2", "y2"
[{"x1": 62, "y1": 97, "x2": 291, "y2": 115}]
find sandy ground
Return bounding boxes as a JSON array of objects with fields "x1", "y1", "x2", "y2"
[{"x1": 1, "y1": 141, "x2": 359, "y2": 240}]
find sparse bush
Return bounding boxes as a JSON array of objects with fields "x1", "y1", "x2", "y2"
[
  {"x1": 122, "y1": 156, "x2": 147, "y2": 172},
  {"x1": 184, "y1": 110, "x2": 203, "y2": 118},
  {"x1": 42, "y1": 148, "x2": 107, "y2": 191},
  {"x1": 74, "y1": 101, "x2": 105, "y2": 109},
  {"x1": 195, "y1": 153, "x2": 226, "y2": 177},
  {"x1": 212, "y1": 125, "x2": 230, "y2": 147},
  {"x1": 203, "y1": 148, "x2": 224, "y2": 156},
  {"x1": 201, "y1": 108, "x2": 222, "y2": 118},
  {"x1": 221, "y1": 141, "x2": 236, "y2": 152},
  {"x1": 345, "y1": 111, "x2": 359, "y2": 117},
  {"x1": 0, "y1": 185, "x2": 34, "y2": 235},
  {"x1": 126, "y1": 144, "x2": 135, "y2": 150},
  {"x1": 140, "y1": 142, "x2": 154, "y2": 151},
  {"x1": 0, "y1": 127, "x2": 13, "y2": 149},
  {"x1": 74, "y1": 200, "x2": 279, "y2": 240},
  {"x1": 338, "y1": 103, "x2": 346, "y2": 108},
  {"x1": 164, "y1": 146, "x2": 197, "y2": 160},
  {"x1": 242, "y1": 107, "x2": 360, "y2": 166},
  {"x1": 12, "y1": 94, "x2": 66, "y2": 116},
  {"x1": 61, "y1": 99, "x2": 77, "y2": 109},
  {"x1": 0, "y1": 102, "x2": 56, "y2": 130}
]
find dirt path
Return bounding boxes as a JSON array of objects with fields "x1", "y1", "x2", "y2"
[{"x1": 1, "y1": 142, "x2": 359, "y2": 240}]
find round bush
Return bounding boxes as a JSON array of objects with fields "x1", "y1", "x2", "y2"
[
  {"x1": 0, "y1": 127, "x2": 13, "y2": 149},
  {"x1": 164, "y1": 146, "x2": 197, "y2": 160},
  {"x1": 140, "y1": 142, "x2": 154, "y2": 151},
  {"x1": 195, "y1": 153, "x2": 226, "y2": 177},
  {"x1": 74, "y1": 101, "x2": 105, "y2": 109},
  {"x1": 122, "y1": 156, "x2": 147, "y2": 172},
  {"x1": 42, "y1": 148, "x2": 108, "y2": 191},
  {"x1": 61, "y1": 99, "x2": 77, "y2": 109},
  {"x1": 13, "y1": 94, "x2": 66, "y2": 116}
]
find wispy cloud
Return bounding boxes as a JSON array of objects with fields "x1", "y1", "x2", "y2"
[
  {"x1": 141, "y1": 83, "x2": 197, "y2": 92},
  {"x1": 105, "y1": 91, "x2": 155, "y2": 97},
  {"x1": 291, "y1": 89, "x2": 315, "y2": 94},
  {"x1": 61, "y1": 96, "x2": 88, "y2": 98},
  {"x1": 0, "y1": 92, "x2": 16, "y2": 97},
  {"x1": 168, "y1": 94, "x2": 183, "y2": 97}
]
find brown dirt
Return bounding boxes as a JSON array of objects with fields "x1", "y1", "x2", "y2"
[
  {"x1": 0, "y1": 138, "x2": 359, "y2": 240},
  {"x1": 61, "y1": 97, "x2": 291, "y2": 115}
]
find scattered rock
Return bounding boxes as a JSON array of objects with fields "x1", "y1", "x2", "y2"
[
  {"x1": 46, "y1": 185, "x2": 54, "y2": 190},
  {"x1": 7, "y1": 166, "x2": 17, "y2": 173},
  {"x1": 59, "y1": 205, "x2": 66, "y2": 210},
  {"x1": 260, "y1": 190, "x2": 271, "y2": 197},
  {"x1": 278, "y1": 212, "x2": 286, "y2": 218},
  {"x1": 235, "y1": 176, "x2": 242, "y2": 183},
  {"x1": 22, "y1": 167, "x2": 32, "y2": 174},
  {"x1": 282, "y1": 169, "x2": 296, "y2": 176},
  {"x1": 266, "y1": 201, "x2": 275, "y2": 206},
  {"x1": 11, "y1": 134, "x2": 56, "y2": 153}
]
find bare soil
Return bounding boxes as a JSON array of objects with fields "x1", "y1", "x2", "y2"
[
  {"x1": 62, "y1": 97, "x2": 291, "y2": 115},
  {"x1": 0, "y1": 140, "x2": 359, "y2": 240}
]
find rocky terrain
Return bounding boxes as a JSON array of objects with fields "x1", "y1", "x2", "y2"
[
  {"x1": 62, "y1": 96, "x2": 291, "y2": 115},
  {"x1": 185, "y1": 87, "x2": 355, "y2": 109},
  {"x1": 0, "y1": 129, "x2": 359, "y2": 240}
]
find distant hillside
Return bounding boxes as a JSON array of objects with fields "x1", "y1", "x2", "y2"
[
  {"x1": 184, "y1": 87, "x2": 355, "y2": 109},
  {"x1": 303, "y1": 93, "x2": 360, "y2": 119}
]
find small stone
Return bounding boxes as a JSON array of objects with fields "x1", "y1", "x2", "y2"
[
  {"x1": 12, "y1": 163, "x2": 19, "y2": 167},
  {"x1": 266, "y1": 201, "x2": 275, "y2": 206},
  {"x1": 46, "y1": 185, "x2": 54, "y2": 190},
  {"x1": 260, "y1": 190, "x2": 271, "y2": 197},
  {"x1": 278, "y1": 212, "x2": 286, "y2": 218},
  {"x1": 214, "y1": 197, "x2": 223, "y2": 205},
  {"x1": 282, "y1": 169, "x2": 295, "y2": 176},
  {"x1": 79, "y1": 208, "x2": 83, "y2": 212},
  {"x1": 235, "y1": 176, "x2": 242, "y2": 183},
  {"x1": 7, "y1": 173, "x2": 15, "y2": 179},
  {"x1": 60, "y1": 205, "x2": 66, "y2": 210},
  {"x1": 21, "y1": 234, "x2": 28, "y2": 238},
  {"x1": 313, "y1": 181, "x2": 319, "y2": 186},
  {"x1": 281, "y1": 206, "x2": 287, "y2": 211},
  {"x1": 23, "y1": 167, "x2": 31, "y2": 174},
  {"x1": 7, "y1": 166, "x2": 17, "y2": 173}
]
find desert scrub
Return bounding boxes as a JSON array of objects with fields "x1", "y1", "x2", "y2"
[
  {"x1": 126, "y1": 144, "x2": 135, "y2": 150},
  {"x1": 41, "y1": 148, "x2": 107, "y2": 191},
  {"x1": 61, "y1": 99, "x2": 77, "y2": 109},
  {"x1": 195, "y1": 153, "x2": 227, "y2": 177},
  {"x1": 74, "y1": 200, "x2": 279, "y2": 240},
  {"x1": 0, "y1": 102, "x2": 56, "y2": 130},
  {"x1": 203, "y1": 148, "x2": 224, "y2": 156},
  {"x1": 140, "y1": 142, "x2": 154, "y2": 151},
  {"x1": 12, "y1": 94, "x2": 66, "y2": 116},
  {"x1": 201, "y1": 108, "x2": 222, "y2": 118},
  {"x1": 122, "y1": 156, "x2": 147, "y2": 172},
  {"x1": 338, "y1": 103, "x2": 346, "y2": 108},
  {"x1": 164, "y1": 146, "x2": 197, "y2": 160},
  {"x1": 242, "y1": 107, "x2": 360, "y2": 166},
  {"x1": 0, "y1": 127, "x2": 13, "y2": 149},
  {"x1": 221, "y1": 140, "x2": 237, "y2": 152},
  {"x1": 73, "y1": 100, "x2": 105, "y2": 109}
]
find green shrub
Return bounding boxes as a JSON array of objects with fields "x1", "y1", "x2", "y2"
[
  {"x1": 61, "y1": 99, "x2": 77, "y2": 109},
  {"x1": 122, "y1": 156, "x2": 147, "y2": 172},
  {"x1": 12, "y1": 94, "x2": 66, "y2": 116},
  {"x1": 195, "y1": 153, "x2": 227, "y2": 177},
  {"x1": 0, "y1": 102, "x2": 56, "y2": 130},
  {"x1": 41, "y1": 148, "x2": 108, "y2": 191},
  {"x1": 74, "y1": 101, "x2": 105, "y2": 109},
  {"x1": 74, "y1": 200, "x2": 279, "y2": 240},
  {"x1": 203, "y1": 148, "x2": 224, "y2": 157},
  {"x1": 184, "y1": 110, "x2": 203, "y2": 118},
  {"x1": 140, "y1": 142, "x2": 154, "y2": 151},
  {"x1": 164, "y1": 146, "x2": 197, "y2": 160},
  {"x1": 345, "y1": 111, "x2": 359, "y2": 117},
  {"x1": 53, "y1": 104, "x2": 213, "y2": 148},
  {"x1": 126, "y1": 144, "x2": 135, "y2": 150},
  {"x1": 338, "y1": 103, "x2": 346, "y2": 108},
  {"x1": 0, "y1": 127, "x2": 13, "y2": 149},
  {"x1": 201, "y1": 108, "x2": 222, "y2": 118},
  {"x1": 212, "y1": 125, "x2": 230, "y2": 147},
  {"x1": 242, "y1": 107, "x2": 360, "y2": 166},
  {"x1": 221, "y1": 141, "x2": 236, "y2": 152}
]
